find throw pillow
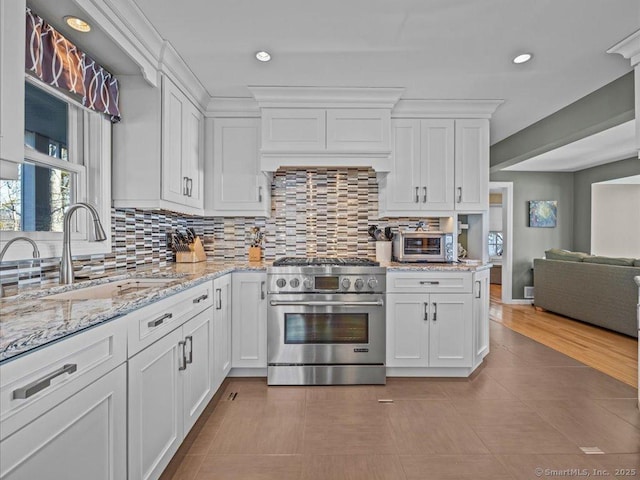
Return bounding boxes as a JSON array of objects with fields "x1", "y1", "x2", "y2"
[
  {"x1": 544, "y1": 248, "x2": 589, "y2": 262},
  {"x1": 583, "y1": 256, "x2": 636, "y2": 267}
]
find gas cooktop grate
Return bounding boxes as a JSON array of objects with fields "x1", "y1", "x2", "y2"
[{"x1": 271, "y1": 257, "x2": 380, "y2": 267}]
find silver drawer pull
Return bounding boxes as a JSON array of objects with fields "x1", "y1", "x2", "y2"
[
  {"x1": 178, "y1": 341, "x2": 187, "y2": 371},
  {"x1": 13, "y1": 363, "x2": 78, "y2": 399},
  {"x1": 216, "y1": 288, "x2": 222, "y2": 310},
  {"x1": 185, "y1": 335, "x2": 193, "y2": 364},
  {"x1": 419, "y1": 281, "x2": 440, "y2": 285},
  {"x1": 193, "y1": 294, "x2": 209, "y2": 304},
  {"x1": 432, "y1": 302, "x2": 438, "y2": 322},
  {"x1": 148, "y1": 313, "x2": 172, "y2": 328}
]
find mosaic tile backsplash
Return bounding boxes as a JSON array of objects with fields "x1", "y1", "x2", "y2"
[{"x1": 1, "y1": 168, "x2": 440, "y2": 289}]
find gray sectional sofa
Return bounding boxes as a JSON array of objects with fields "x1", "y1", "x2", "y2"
[{"x1": 533, "y1": 249, "x2": 640, "y2": 338}]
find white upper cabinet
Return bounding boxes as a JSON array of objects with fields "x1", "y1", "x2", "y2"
[
  {"x1": 206, "y1": 117, "x2": 270, "y2": 217},
  {"x1": 381, "y1": 119, "x2": 454, "y2": 215},
  {"x1": 261, "y1": 108, "x2": 391, "y2": 153},
  {"x1": 454, "y1": 119, "x2": 489, "y2": 212},
  {"x1": 0, "y1": 0, "x2": 25, "y2": 165},
  {"x1": 113, "y1": 74, "x2": 204, "y2": 215},
  {"x1": 380, "y1": 117, "x2": 489, "y2": 216}
]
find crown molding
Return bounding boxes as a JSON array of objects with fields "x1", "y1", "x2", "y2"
[
  {"x1": 607, "y1": 29, "x2": 640, "y2": 66},
  {"x1": 392, "y1": 99, "x2": 504, "y2": 118},
  {"x1": 205, "y1": 97, "x2": 260, "y2": 117},
  {"x1": 248, "y1": 86, "x2": 405, "y2": 109},
  {"x1": 74, "y1": 0, "x2": 208, "y2": 109}
]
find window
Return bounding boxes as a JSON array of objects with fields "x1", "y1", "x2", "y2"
[
  {"x1": 488, "y1": 232, "x2": 503, "y2": 257},
  {"x1": 0, "y1": 77, "x2": 111, "y2": 261}
]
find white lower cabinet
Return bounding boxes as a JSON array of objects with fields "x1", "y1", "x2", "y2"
[
  {"x1": 386, "y1": 292, "x2": 472, "y2": 368},
  {"x1": 472, "y1": 269, "x2": 490, "y2": 366},
  {"x1": 213, "y1": 274, "x2": 232, "y2": 391},
  {"x1": 0, "y1": 363, "x2": 127, "y2": 480},
  {"x1": 231, "y1": 272, "x2": 267, "y2": 369},
  {"x1": 128, "y1": 306, "x2": 214, "y2": 480}
]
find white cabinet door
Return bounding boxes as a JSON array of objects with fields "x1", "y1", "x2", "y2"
[
  {"x1": 162, "y1": 77, "x2": 186, "y2": 205},
  {"x1": 472, "y1": 269, "x2": 490, "y2": 365},
  {"x1": 421, "y1": 119, "x2": 455, "y2": 211},
  {"x1": 210, "y1": 118, "x2": 269, "y2": 216},
  {"x1": 0, "y1": 364, "x2": 127, "y2": 480},
  {"x1": 181, "y1": 101, "x2": 204, "y2": 209},
  {"x1": 231, "y1": 272, "x2": 267, "y2": 369},
  {"x1": 182, "y1": 307, "x2": 214, "y2": 435},
  {"x1": 0, "y1": 0, "x2": 25, "y2": 164},
  {"x1": 428, "y1": 293, "x2": 473, "y2": 367},
  {"x1": 261, "y1": 108, "x2": 326, "y2": 151},
  {"x1": 213, "y1": 274, "x2": 232, "y2": 391},
  {"x1": 454, "y1": 119, "x2": 489, "y2": 211},
  {"x1": 128, "y1": 328, "x2": 184, "y2": 480},
  {"x1": 384, "y1": 119, "x2": 422, "y2": 211},
  {"x1": 326, "y1": 109, "x2": 390, "y2": 152},
  {"x1": 386, "y1": 293, "x2": 429, "y2": 367}
]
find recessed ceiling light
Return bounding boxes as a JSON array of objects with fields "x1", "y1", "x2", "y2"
[
  {"x1": 255, "y1": 51, "x2": 271, "y2": 62},
  {"x1": 64, "y1": 15, "x2": 91, "y2": 33},
  {"x1": 513, "y1": 53, "x2": 533, "y2": 64}
]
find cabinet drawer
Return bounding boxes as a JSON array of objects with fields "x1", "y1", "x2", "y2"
[
  {"x1": 127, "y1": 281, "x2": 214, "y2": 357},
  {"x1": 387, "y1": 271, "x2": 472, "y2": 294},
  {"x1": 0, "y1": 316, "x2": 127, "y2": 439}
]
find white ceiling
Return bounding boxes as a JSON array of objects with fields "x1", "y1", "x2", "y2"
[
  {"x1": 28, "y1": 0, "x2": 638, "y2": 147},
  {"x1": 503, "y1": 120, "x2": 637, "y2": 172}
]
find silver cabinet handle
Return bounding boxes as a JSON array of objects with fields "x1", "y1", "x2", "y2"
[
  {"x1": 193, "y1": 293, "x2": 208, "y2": 304},
  {"x1": 13, "y1": 363, "x2": 78, "y2": 399},
  {"x1": 423, "y1": 302, "x2": 429, "y2": 322},
  {"x1": 432, "y1": 302, "x2": 437, "y2": 322},
  {"x1": 423, "y1": 186, "x2": 427, "y2": 203},
  {"x1": 216, "y1": 288, "x2": 222, "y2": 310},
  {"x1": 419, "y1": 281, "x2": 440, "y2": 285},
  {"x1": 475, "y1": 280, "x2": 481, "y2": 299},
  {"x1": 187, "y1": 178, "x2": 194, "y2": 197},
  {"x1": 258, "y1": 186, "x2": 263, "y2": 203},
  {"x1": 148, "y1": 312, "x2": 172, "y2": 328},
  {"x1": 415, "y1": 187, "x2": 419, "y2": 203},
  {"x1": 261, "y1": 281, "x2": 266, "y2": 300},
  {"x1": 178, "y1": 340, "x2": 187, "y2": 371},
  {"x1": 183, "y1": 176, "x2": 189, "y2": 196},
  {"x1": 185, "y1": 335, "x2": 193, "y2": 365},
  {"x1": 457, "y1": 186, "x2": 462, "y2": 203}
]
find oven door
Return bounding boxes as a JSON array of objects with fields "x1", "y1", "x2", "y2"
[
  {"x1": 267, "y1": 293, "x2": 385, "y2": 366},
  {"x1": 402, "y1": 234, "x2": 444, "y2": 259}
]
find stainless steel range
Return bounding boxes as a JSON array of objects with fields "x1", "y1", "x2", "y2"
[{"x1": 267, "y1": 257, "x2": 386, "y2": 385}]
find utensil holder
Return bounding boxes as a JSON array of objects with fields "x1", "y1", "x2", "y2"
[
  {"x1": 176, "y1": 237, "x2": 207, "y2": 263},
  {"x1": 248, "y1": 246, "x2": 262, "y2": 262},
  {"x1": 375, "y1": 241, "x2": 392, "y2": 263}
]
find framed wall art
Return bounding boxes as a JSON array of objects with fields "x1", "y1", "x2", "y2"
[{"x1": 529, "y1": 200, "x2": 557, "y2": 228}]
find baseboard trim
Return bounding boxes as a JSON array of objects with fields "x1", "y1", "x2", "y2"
[{"x1": 504, "y1": 299, "x2": 534, "y2": 305}]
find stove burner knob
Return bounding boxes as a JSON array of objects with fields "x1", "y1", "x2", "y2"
[
  {"x1": 341, "y1": 278, "x2": 351, "y2": 290},
  {"x1": 367, "y1": 278, "x2": 379, "y2": 290},
  {"x1": 276, "y1": 278, "x2": 287, "y2": 288},
  {"x1": 303, "y1": 278, "x2": 313, "y2": 289},
  {"x1": 290, "y1": 278, "x2": 300, "y2": 288},
  {"x1": 354, "y1": 278, "x2": 364, "y2": 290}
]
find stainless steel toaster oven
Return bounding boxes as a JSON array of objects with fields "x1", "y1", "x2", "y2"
[{"x1": 392, "y1": 231, "x2": 454, "y2": 263}]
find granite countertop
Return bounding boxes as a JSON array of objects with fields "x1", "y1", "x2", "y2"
[
  {"x1": 0, "y1": 258, "x2": 492, "y2": 364},
  {"x1": 0, "y1": 260, "x2": 268, "y2": 364}
]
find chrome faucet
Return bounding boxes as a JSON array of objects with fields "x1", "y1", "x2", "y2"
[
  {"x1": 0, "y1": 237, "x2": 41, "y2": 297},
  {"x1": 60, "y1": 202, "x2": 107, "y2": 284}
]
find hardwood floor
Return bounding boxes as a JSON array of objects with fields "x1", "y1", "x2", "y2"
[{"x1": 490, "y1": 284, "x2": 638, "y2": 388}]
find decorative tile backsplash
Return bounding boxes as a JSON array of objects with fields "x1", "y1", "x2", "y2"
[{"x1": 1, "y1": 168, "x2": 441, "y2": 289}]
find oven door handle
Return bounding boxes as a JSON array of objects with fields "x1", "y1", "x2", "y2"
[{"x1": 269, "y1": 300, "x2": 384, "y2": 307}]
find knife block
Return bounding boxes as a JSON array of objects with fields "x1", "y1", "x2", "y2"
[{"x1": 176, "y1": 237, "x2": 207, "y2": 263}]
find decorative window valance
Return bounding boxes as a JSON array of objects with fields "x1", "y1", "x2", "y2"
[{"x1": 25, "y1": 8, "x2": 121, "y2": 122}]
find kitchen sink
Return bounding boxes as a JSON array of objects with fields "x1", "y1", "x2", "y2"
[{"x1": 44, "y1": 278, "x2": 177, "y2": 300}]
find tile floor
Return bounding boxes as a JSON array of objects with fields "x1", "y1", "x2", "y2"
[{"x1": 162, "y1": 321, "x2": 639, "y2": 479}]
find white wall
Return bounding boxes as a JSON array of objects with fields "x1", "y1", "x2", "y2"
[{"x1": 591, "y1": 183, "x2": 640, "y2": 257}]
